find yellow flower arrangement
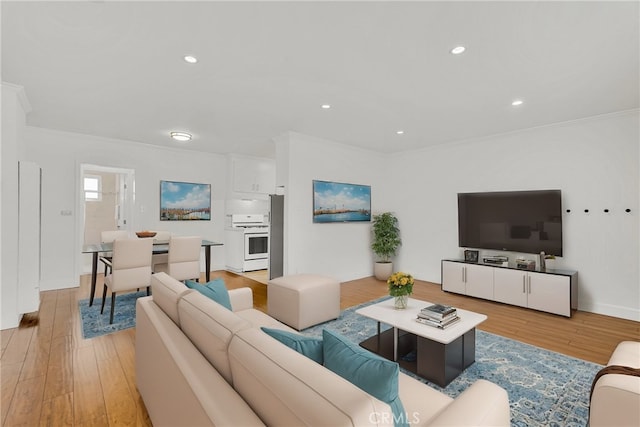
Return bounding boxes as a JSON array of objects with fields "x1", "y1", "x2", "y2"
[{"x1": 387, "y1": 272, "x2": 414, "y2": 297}]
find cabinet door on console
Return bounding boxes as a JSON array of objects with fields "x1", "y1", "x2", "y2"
[
  {"x1": 442, "y1": 261, "x2": 466, "y2": 294},
  {"x1": 494, "y1": 268, "x2": 528, "y2": 308},
  {"x1": 527, "y1": 272, "x2": 571, "y2": 317},
  {"x1": 464, "y1": 264, "x2": 494, "y2": 300}
]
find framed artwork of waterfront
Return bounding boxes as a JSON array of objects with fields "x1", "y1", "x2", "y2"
[
  {"x1": 312, "y1": 180, "x2": 371, "y2": 223},
  {"x1": 160, "y1": 180, "x2": 211, "y2": 221}
]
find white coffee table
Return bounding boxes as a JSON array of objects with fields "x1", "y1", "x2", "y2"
[{"x1": 356, "y1": 297, "x2": 487, "y2": 387}]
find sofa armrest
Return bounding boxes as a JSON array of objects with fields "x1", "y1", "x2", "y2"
[
  {"x1": 428, "y1": 380, "x2": 510, "y2": 426},
  {"x1": 229, "y1": 287, "x2": 254, "y2": 312},
  {"x1": 590, "y1": 341, "x2": 640, "y2": 427},
  {"x1": 590, "y1": 374, "x2": 640, "y2": 427}
]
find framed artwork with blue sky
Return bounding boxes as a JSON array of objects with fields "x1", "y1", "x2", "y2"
[
  {"x1": 313, "y1": 180, "x2": 371, "y2": 223},
  {"x1": 160, "y1": 180, "x2": 211, "y2": 221}
]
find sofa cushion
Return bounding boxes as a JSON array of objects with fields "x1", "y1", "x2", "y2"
[
  {"x1": 185, "y1": 278, "x2": 232, "y2": 310},
  {"x1": 150, "y1": 272, "x2": 193, "y2": 326},
  {"x1": 261, "y1": 327, "x2": 324, "y2": 364},
  {"x1": 323, "y1": 329, "x2": 408, "y2": 427},
  {"x1": 178, "y1": 291, "x2": 251, "y2": 384}
]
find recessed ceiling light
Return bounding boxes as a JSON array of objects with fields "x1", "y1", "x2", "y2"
[
  {"x1": 396, "y1": 130, "x2": 404, "y2": 135},
  {"x1": 183, "y1": 55, "x2": 198, "y2": 64},
  {"x1": 170, "y1": 131, "x2": 192, "y2": 142},
  {"x1": 450, "y1": 46, "x2": 466, "y2": 55},
  {"x1": 321, "y1": 104, "x2": 331, "y2": 109},
  {"x1": 511, "y1": 99, "x2": 524, "y2": 106}
]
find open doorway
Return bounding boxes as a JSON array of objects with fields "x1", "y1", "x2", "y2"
[{"x1": 78, "y1": 164, "x2": 135, "y2": 274}]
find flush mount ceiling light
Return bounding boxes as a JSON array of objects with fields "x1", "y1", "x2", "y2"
[
  {"x1": 183, "y1": 55, "x2": 198, "y2": 64},
  {"x1": 321, "y1": 104, "x2": 331, "y2": 109},
  {"x1": 396, "y1": 130, "x2": 405, "y2": 135},
  {"x1": 450, "y1": 46, "x2": 466, "y2": 55},
  {"x1": 511, "y1": 99, "x2": 524, "y2": 106},
  {"x1": 170, "y1": 131, "x2": 192, "y2": 142}
]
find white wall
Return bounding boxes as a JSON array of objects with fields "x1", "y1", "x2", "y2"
[
  {"x1": 23, "y1": 127, "x2": 229, "y2": 291},
  {"x1": 390, "y1": 110, "x2": 639, "y2": 321},
  {"x1": 12, "y1": 106, "x2": 639, "y2": 321},
  {"x1": 278, "y1": 112, "x2": 638, "y2": 321},
  {"x1": 276, "y1": 132, "x2": 391, "y2": 282}
]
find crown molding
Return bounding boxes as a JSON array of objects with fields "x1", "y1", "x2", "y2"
[{"x1": 1, "y1": 82, "x2": 32, "y2": 114}]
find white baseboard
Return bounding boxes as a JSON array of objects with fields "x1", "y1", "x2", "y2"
[
  {"x1": 579, "y1": 301, "x2": 640, "y2": 322},
  {"x1": 39, "y1": 278, "x2": 79, "y2": 292}
]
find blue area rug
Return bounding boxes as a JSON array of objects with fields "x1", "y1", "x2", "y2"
[
  {"x1": 78, "y1": 290, "x2": 148, "y2": 339},
  {"x1": 302, "y1": 297, "x2": 602, "y2": 427}
]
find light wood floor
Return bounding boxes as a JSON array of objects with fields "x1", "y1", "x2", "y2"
[{"x1": 2, "y1": 272, "x2": 638, "y2": 426}]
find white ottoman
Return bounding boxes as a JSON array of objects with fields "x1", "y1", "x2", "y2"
[{"x1": 267, "y1": 274, "x2": 340, "y2": 330}]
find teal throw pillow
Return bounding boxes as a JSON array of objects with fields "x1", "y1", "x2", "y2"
[
  {"x1": 261, "y1": 327, "x2": 324, "y2": 364},
  {"x1": 185, "y1": 278, "x2": 232, "y2": 311},
  {"x1": 322, "y1": 329, "x2": 408, "y2": 427}
]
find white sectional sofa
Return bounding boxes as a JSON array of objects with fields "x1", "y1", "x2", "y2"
[{"x1": 136, "y1": 272, "x2": 511, "y2": 426}]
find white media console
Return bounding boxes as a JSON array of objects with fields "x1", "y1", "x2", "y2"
[{"x1": 441, "y1": 259, "x2": 578, "y2": 317}]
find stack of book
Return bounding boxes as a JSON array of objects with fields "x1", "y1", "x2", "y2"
[{"x1": 416, "y1": 303, "x2": 460, "y2": 329}]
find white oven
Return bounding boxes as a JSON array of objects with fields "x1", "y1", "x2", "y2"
[
  {"x1": 244, "y1": 229, "x2": 269, "y2": 260},
  {"x1": 225, "y1": 214, "x2": 269, "y2": 272}
]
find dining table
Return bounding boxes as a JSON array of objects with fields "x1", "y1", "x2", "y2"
[{"x1": 82, "y1": 239, "x2": 223, "y2": 306}]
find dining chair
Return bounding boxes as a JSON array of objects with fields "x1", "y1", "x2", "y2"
[
  {"x1": 99, "y1": 230, "x2": 129, "y2": 277},
  {"x1": 150, "y1": 230, "x2": 172, "y2": 271},
  {"x1": 101, "y1": 237, "x2": 153, "y2": 324},
  {"x1": 154, "y1": 236, "x2": 202, "y2": 282}
]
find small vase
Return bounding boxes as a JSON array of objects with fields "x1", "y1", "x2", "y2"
[{"x1": 394, "y1": 294, "x2": 408, "y2": 310}]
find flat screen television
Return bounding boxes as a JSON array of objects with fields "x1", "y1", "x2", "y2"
[
  {"x1": 458, "y1": 190, "x2": 562, "y2": 256},
  {"x1": 313, "y1": 180, "x2": 371, "y2": 223}
]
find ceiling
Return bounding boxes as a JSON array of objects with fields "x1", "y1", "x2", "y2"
[{"x1": 2, "y1": 1, "x2": 638, "y2": 158}]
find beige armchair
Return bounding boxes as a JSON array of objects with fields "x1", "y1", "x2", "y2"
[
  {"x1": 590, "y1": 341, "x2": 640, "y2": 427},
  {"x1": 154, "y1": 236, "x2": 201, "y2": 282},
  {"x1": 101, "y1": 237, "x2": 153, "y2": 324}
]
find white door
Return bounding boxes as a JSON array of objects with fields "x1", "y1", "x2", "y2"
[
  {"x1": 18, "y1": 161, "x2": 41, "y2": 314},
  {"x1": 441, "y1": 261, "x2": 466, "y2": 294},
  {"x1": 78, "y1": 164, "x2": 134, "y2": 274},
  {"x1": 494, "y1": 268, "x2": 528, "y2": 308},
  {"x1": 465, "y1": 264, "x2": 494, "y2": 300},
  {"x1": 527, "y1": 272, "x2": 571, "y2": 316}
]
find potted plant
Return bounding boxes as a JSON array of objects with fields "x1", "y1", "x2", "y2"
[{"x1": 371, "y1": 212, "x2": 401, "y2": 280}]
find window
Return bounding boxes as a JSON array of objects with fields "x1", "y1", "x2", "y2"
[{"x1": 84, "y1": 175, "x2": 101, "y2": 201}]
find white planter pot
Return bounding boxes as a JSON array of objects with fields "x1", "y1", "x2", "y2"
[{"x1": 374, "y1": 262, "x2": 393, "y2": 281}]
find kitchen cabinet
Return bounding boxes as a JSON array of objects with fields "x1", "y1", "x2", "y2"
[
  {"x1": 442, "y1": 260, "x2": 577, "y2": 317},
  {"x1": 230, "y1": 156, "x2": 275, "y2": 196}
]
